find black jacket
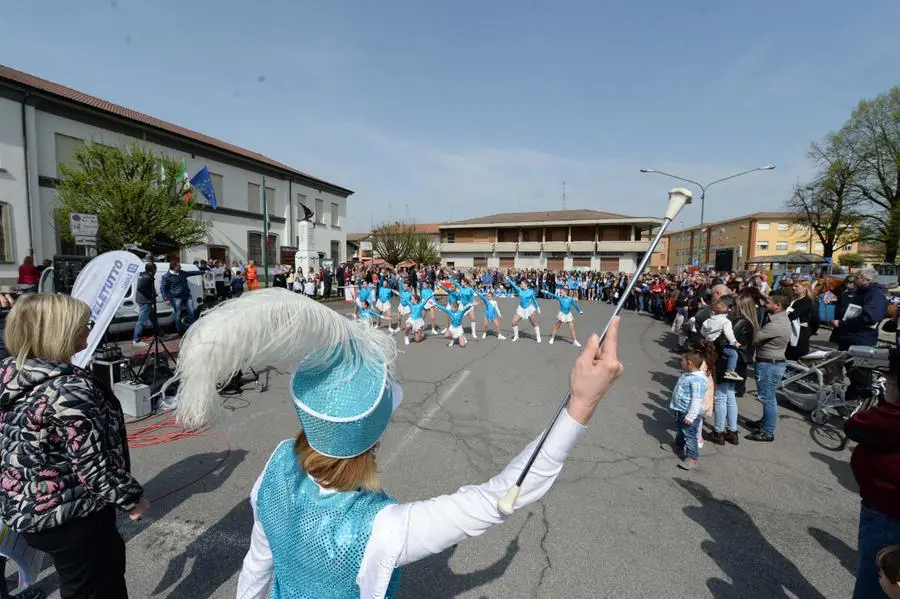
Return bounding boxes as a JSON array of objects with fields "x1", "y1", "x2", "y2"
[
  {"x1": 135, "y1": 272, "x2": 157, "y2": 306},
  {"x1": 833, "y1": 283, "x2": 888, "y2": 348}
]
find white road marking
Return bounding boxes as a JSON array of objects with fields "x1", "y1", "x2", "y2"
[{"x1": 382, "y1": 369, "x2": 471, "y2": 467}]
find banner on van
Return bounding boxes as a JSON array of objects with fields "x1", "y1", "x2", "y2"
[{"x1": 71, "y1": 251, "x2": 143, "y2": 368}]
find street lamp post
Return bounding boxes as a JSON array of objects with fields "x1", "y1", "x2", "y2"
[{"x1": 639, "y1": 164, "x2": 776, "y2": 225}]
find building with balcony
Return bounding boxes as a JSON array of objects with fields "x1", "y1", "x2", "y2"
[
  {"x1": 665, "y1": 211, "x2": 860, "y2": 272},
  {"x1": 0, "y1": 64, "x2": 353, "y2": 283},
  {"x1": 438, "y1": 209, "x2": 662, "y2": 272}
]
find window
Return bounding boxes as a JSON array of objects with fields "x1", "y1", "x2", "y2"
[
  {"x1": 264, "y1": 186, "x2": 275, "y2": 210},
  {"x1": 757, "y1": 223, "x2": 770, "y2": 231},
  {"x1": 209, "y1": 172, "x2": 224, "y2": 207},
  {"x1": 776, "y1": 223, "x2": 789, "y2": 231},
  {"x1": 54, "y1": 133, "x2": 84, "y2": 171},
  {"x1": 795, "y1": 242, "x2": 807, "y2": 251},
  {"x1": 0, "y1": 202, "x2": 12, "y2": 263},
  {"x1": 446, "y1": 231, "x2": 456, "y2": 243},
  {"x1": 248, "y1": 182, "x2": 260, "y2": 213},
  {"x1": 756, "y1": 241, "x2": 769, "y2": 251},
  {"x1": 331, "y1": 202, "x2": 340, "y2": 228},
  {"x1": 775, "y1": 241, "x2": 789, "y2": 251},
  {"x1": 844, "y1": 244, "x2": 853, "y2": 251},
  {"x1": 315, "y1": 199, "x2": 324, "y2": 224},
  {"x1": 330, "y1": 240, "x2": 340, "y2": 265},
  {"x1": 248, "y1": 232, "x2": 278, "y2": 265}
]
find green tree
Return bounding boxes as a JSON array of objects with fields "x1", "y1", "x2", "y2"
[
  {"x1": 841, "y1": 86, "x2": 900, "y2": 263},
  {"x1": 838, "y1": 252, "x2": 865, "y2": 269},
  {"x1": 785, "y1": 131, "x2": 865, "y2": 259},
  {"x1": 55, "y1": 142, "x2": 210, "y2": 252}
]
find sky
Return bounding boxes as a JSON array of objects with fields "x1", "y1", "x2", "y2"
[{"x1": 2, "y1": 0, "x2": 899, "y2": 232}]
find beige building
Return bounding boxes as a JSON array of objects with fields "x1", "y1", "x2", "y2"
[
  {"x1": 665, "y1": 211, "x2": 859, "y2": 271},
  {"x1": 438, "y1": 209, "x2": 661, "y2": 272}
]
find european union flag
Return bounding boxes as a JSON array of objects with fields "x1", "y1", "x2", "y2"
[{"x1": 189, "y1": 166, "x2": 218, "y2": 209}]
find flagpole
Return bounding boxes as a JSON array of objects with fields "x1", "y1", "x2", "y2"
[{"x1": 263, "y1": 177, "x2": 269, "y2": 287}]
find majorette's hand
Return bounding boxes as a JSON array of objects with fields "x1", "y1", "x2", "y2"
[{"x1": 567, "y1": 317, "x2": 623, "y2": 426}]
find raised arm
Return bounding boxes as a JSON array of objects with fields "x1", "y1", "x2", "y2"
[
  {"x1": 506, "y1": 276, "x2": 522, "y2": 295},
  {"x1": 433, "y1": 302, "x2": 453, "y2": 316},
  {"x1": 542, "y1": 290, "x2": 560, "y2": 301}
]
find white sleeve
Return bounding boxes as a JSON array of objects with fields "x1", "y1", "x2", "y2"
[
  {"x1": 357, "y1": 410, "x2": 585, "y2": 598},
  {"x1": 722, "y1": 319, "x2": 737, "y2": 345},
  {"x1": 235, "y1": 473, "x2": 274, "y2": 599}
]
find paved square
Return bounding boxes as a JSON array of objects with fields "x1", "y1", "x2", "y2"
[{"x1": 30, "y1": 298, "x2": 860, "y2": 598}]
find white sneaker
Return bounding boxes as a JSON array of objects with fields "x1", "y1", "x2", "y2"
[
  {"x1": 441, "y1": 328, "x2": 448, "y2": 334},
  {"x1": 511, "y1": 336, "x2": 518, "y2": 342},
  {"x1": 548, "y1": 338, "x2": 555, "y2": 345},
  {"x1": 573, "y1": 340, "x2": 582, "y2": 347},
  {"x1": 536, "y1": 339, "x2": 542, "y2": 344},
  {"x1": 724, "y1": 370, "x2": 743, "y2": 381},
  {"x1": 431, "y1": 328, "x2": 438, "y2": 334},
  {"x1": 482, "y1": 332, "x2": 487, "y2": 339},
  {"x1": 404, "y1": 337, "x2": 410, "y2": 345},
  {"x1": 498, "y1": 334, "x2": 507, "y2": 340},
  {"x1": 448, "y1": 341, "x2": 454, "y2": 348}
]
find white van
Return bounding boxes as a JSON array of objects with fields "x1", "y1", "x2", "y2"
[{"x1": 107, "y1": 262, "x2": 205, "y2": 335}]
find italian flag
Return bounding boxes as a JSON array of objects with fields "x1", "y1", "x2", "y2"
[{"x1": 180, "y1": 158, "x2": 192, "y2": 202}]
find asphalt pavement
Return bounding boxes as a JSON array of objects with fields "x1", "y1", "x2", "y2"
[{"x1": 27, "y1": 297, "x2": 860, "y2": 598}]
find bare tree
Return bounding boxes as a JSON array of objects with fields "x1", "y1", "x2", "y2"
[
  {"x1": 407, "y1": 233, "x2": 440, "y2": 266},
  {"x1": 841, "y1": 86, "x2": 900, "y2": 263},
  {"x1": 786, "y1": 132, "x2": 865, "y2": 259},
  {"x1": 370, "y1": 222, "x2": 418, "y2": 265}
]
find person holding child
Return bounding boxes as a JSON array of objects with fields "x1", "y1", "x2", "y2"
[{"x1": 700, "y1": 299, "x2": 743, "y2": 381}]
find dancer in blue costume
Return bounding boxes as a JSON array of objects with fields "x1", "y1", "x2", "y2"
[
  {"x1": 542, "y1": 288, "x2": 585, "y2": 347},
  {"x1": 400, "y1": 295, "x2": 429, "y2": 345},
  {"x1": 506, "y1": 276, "x2": 542, "y2": 343},
  {"x1": 374, "y1": 279, "x2": 398, "y2": 333},
  {"x1": 419, "y1": 282, "x2": 439, "y2": 334},
  {"x1": 393, "y1": 280, "x2": 415, "y2": 331},
  {"x1": 170, "y1": 288, "x2": 623, "y2": 599},
  {"x1": 449, "y1": 278, "x2": 480, "y2": 339},
  {"x1": 434, "y1": 300, "x2": 474, "y2": 348},
  {"x1": 476, "y1": 289, "x2": 506, "y2": 339}
]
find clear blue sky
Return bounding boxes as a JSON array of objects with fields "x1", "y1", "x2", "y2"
[{"x1": 2, "y1": 1, "x2": 898, "y2": 232}]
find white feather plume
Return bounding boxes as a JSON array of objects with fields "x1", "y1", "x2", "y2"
[{"x1": 171, "y1": 288, "x2": 397, "y2": 430}]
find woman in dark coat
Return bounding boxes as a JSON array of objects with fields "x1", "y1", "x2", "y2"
[
  {"x1": 708, "y1": 294, "x2": 758, "y2": 445},
  {"x1": 786, "y1": 280, "x2": 817, "y2": 361}
]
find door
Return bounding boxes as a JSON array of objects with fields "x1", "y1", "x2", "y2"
[
  {"x1": 573, "y1": 257, "x2": 591, "y2": 268},
  {"x1": 546, "y1": 258, "x2": 564, "y2": 271},
  {"x1": 473, "y1": 256, "x2": 487, "y2": 267},
  {"x1": 499, "y1": 257, "x2": 514, "y2": 268},
  {"x1": 599, "y1": 257, "x2": 620, "y2": 272},
  {"x1": 208, "y1": 246, "x2": 228, "y2": 263}
]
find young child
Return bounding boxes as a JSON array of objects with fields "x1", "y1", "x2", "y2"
[
  {"x1": 476, "y1": 289, "x2": 506, "y2": 339},
  {"x1": 434, "y1": 300, "x2": 474, "y2": 348},
  {"x1": 668, "y1": 348, "x2": 709, "y2": 470},
  {"x1": 878, "y1": 545, "x2": 900, "y2": 599},
  {"x1": 700, "y1": 300, "x2": 743, "y2": 381},
  {"x1": 231, "y1": 271, "x2": 245, "y2": 297},
  {"x1": 357, "y1": 300, "x2": 383, "y2": 327},
  {"x1": 690, "y1": 340, "x2": 718, "y2": 450}
]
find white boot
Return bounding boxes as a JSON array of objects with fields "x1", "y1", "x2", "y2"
[
  {"x1": 404, "y1": 336, "x2": 410, "y2": 345},
  {"x1": 482, "y1": 332, "x2": 487, "y2": 339},
  {"x1": 512, "y1": 325, "x2": 519, "y2": 342},
  {"x1": 535, "y1": 328, "x2": 542, "y2": 343},
  {"x1": 549, "y1": 337, "x2": 555, "y2": 345},
  {"x1": 470, "y1": 323, "x2": 477, "y2": 339}
]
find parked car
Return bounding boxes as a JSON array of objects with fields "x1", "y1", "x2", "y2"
[{"x1": 107, "y1": 262, "x2": 205, "y2": 335}]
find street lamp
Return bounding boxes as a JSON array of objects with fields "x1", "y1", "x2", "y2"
[{"x1": 640, "y1": 164, "x2": 775, "y2": 225}]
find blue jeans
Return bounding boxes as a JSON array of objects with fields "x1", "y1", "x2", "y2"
[
  {"x1": 853, "y1": 504, "x2": 900, "y2": 599},
  {"x1": 171, "y1": 296, "x2": 195, "y2": 334},
  {"x1": 713, "y1": 380, "x2": 738, "y2": 433},
  {"x1": 132, "y1": 303, "x2": 158, "y2": 342},
  {"x1": 722, "y1": 346, "x2": 739, "y2": 371},
  {"x1": 673, "y1": 410, "x2": 701, "y2": 460},
  {"x1": 636, "y1": 294, "x2": 646, "y2": 312},
  {"x1": 754, "y1": 361, "x2": 786, "y2": 437}
]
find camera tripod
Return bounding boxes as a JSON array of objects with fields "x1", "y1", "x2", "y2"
[{"x1": 135, "y1": 304, "x2": 177, "y2": 397}]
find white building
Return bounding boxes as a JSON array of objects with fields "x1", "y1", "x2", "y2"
[
  {"x1": 0, "y1": 64, "x2": 353, "y2": 284},
  {"x1": 438, "y1": 210, "x2": 662, "y2": 272}
]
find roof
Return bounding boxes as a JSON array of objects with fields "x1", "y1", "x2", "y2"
[
  {"x1": 347, "y1": 232, "x2": 370, "y2": 242},
  {"x1": 412, "y1": 223, "x2": 441, "y2": 234},
  {"x1": 664, "y1": 211, "x2": 798, "y2": 235},
  {"x1": 0, "y1": 64, "x2": 353, "y2": 196},
  {"x1": 442, "y1": 209, "x2": 658, "y2": 227}
]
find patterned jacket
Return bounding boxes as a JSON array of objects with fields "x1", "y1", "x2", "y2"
[{"x1": 0, "y1": 357, "x2": 143, "y2": 533}]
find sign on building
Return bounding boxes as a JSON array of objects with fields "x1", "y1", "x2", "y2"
[{"x1": 360, "y1": 241, "x2": 373, "y2": 251}]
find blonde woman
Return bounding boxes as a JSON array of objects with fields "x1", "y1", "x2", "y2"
[{"x1": 0, "y1": 294, "x2": 148, "y2": 599}]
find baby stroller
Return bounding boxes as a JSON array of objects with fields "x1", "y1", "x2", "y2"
[{"x1": 778, "y1": 346, "x2": 889, "y2": 425}]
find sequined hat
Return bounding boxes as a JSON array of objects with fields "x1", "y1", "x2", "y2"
[{"x1": 291, "y1": 352, "x2": 403, "y2": 458}]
